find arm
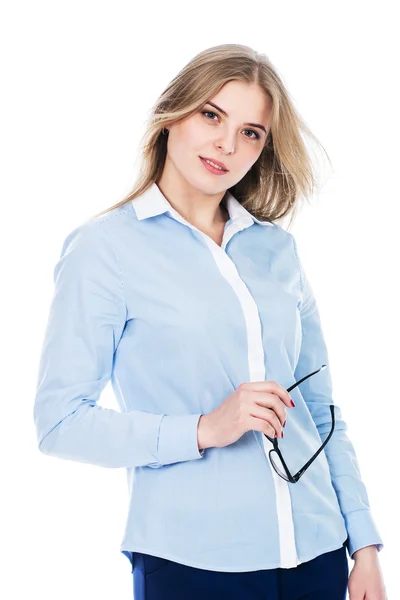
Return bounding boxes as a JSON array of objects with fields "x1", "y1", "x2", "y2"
[
  {"x1": 33, "y1": 221, "x2": 205, "y2": 469},
  {"x1": 290, "y1": 234, "x2": 384, "y2": 560}
]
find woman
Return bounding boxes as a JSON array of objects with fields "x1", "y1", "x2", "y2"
[{"x1": 33, "y1": 44, "x2": 386, "y2": 599}]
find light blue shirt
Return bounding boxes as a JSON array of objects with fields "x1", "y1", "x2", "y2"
[{"x1": 33, "y1": 182, "x2": 384, "y2": 572}]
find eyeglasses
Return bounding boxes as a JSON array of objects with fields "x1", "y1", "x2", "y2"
[{"x1": 264, "y1": 365, "x2": 335, "y2": 483}]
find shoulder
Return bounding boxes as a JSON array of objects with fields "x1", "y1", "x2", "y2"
[
  {"x1": 257, "y1": 219, "x2": 296, "y2": 254},
  {"x1": 269, "y1": 223, "x2": 298, "y2": 252},
  {"x1": 60, "y1": 202, "x2": 134, "y2": 257}
]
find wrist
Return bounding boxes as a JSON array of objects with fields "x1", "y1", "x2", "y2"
[
  {"x1": 353, "y1": 545, "x2": 378, "y2": 562},
  {"x1": 197, "y1": 414, "x2": 216, "y2": 450}
]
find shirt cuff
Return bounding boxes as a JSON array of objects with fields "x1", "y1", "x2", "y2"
[
  {"x1": 345, "y1": 509, "x2": 384, "y2": 559},
  {"x1": 157, "y1": 413, "x2": 205, "y2": 465}
]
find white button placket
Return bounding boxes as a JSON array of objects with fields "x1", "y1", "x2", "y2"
[{"x1": 169, "y1": 208, "x2": 300, "y2": 568}]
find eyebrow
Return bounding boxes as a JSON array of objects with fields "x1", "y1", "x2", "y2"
[{"x1": 205, "y1": 101, "x2": 268, "y2": 134}]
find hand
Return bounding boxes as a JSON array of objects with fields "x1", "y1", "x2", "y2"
[
  {"x1": 202, "y1": 380, "x2": 294, "y2": 449},
  {"x1": 348, "y1": 549, "x2": 387, "y2": 600}
]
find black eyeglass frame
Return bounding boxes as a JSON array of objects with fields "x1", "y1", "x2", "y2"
[{"x1": 264, "y1": 365, "x2": 336, "y2": 483}]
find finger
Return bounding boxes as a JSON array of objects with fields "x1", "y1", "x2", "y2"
[
  {"x1": 250, "y1": 406, "x2": 283, "y2": 436},
  {"x1": 249, "y1": 381, "x2": 293, "y2": 407},
  {"x1": 254, "y1": 393, "x2": 287, "y2": 427},
  {"x1": 249, "y1": 415, "x2": 277, "y2": 437}
]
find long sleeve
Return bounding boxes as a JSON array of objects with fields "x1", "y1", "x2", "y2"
[
  {"x1": 33, "y1": 221, "x2": 204, "y2": 469},
  {"x1": 291, "y1": 234, "x2": 384, "y2": 559}
]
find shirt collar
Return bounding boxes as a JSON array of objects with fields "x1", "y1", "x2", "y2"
[{"x1": 132, "y1": 182, "x2": 273, "y2": 227}]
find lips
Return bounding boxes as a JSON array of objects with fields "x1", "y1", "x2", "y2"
[{"x1": 199, "y1": 156, "x2": 228, "y2": 171}]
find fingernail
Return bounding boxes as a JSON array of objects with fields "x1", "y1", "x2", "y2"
[
  {"x1": 290, "y1": 399, "x2": 295, "y2": 407},
  {"x1": 281, "y1": 430, "x2": 284, "y2": 438},
  {"x1": 283, "y1": 420, "x2": 287, "y2": 427}
]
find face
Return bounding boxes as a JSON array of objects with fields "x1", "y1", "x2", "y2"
[{"x1": 164, "y1": 80, "x2": 273, "y2": 196}]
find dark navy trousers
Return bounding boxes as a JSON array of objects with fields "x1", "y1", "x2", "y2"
[{"x1": 131, "y1": 540, "x2": 349, "y2": 599}]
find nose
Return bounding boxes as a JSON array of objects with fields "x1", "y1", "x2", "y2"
[
  {"x1": 214, "y1": 125, "x2": 236, "y2": 154},
  {"x1": 217, "y1": 140, "x2": 235, "y2": 155}
]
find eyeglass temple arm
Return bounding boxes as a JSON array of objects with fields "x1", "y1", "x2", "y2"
[
  {"x1": 286, "y1": 365, "x2": 327, "y2": 393},
  {"x1": 293, "y1": 404, "x2": 336, "y2": 480}
]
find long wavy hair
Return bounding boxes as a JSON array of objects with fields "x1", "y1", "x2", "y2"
[{"x1": 91, "y1": 44, "x2": 331, "y2": 230}]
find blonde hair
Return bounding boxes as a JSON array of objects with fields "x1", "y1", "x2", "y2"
[{"x1": 92, "y1": 44, "x2": 331, "y2": 230}]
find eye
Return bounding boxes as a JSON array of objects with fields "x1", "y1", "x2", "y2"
[
  {"x1": 201, "y1": 111, "x2": 260, "y2": 140},
  {"x1": 202, "y1": 110, "x2": 218, "y2": 121},
  {"x1": 243, "y1": 129, "x2": 260, "y2": 140}
]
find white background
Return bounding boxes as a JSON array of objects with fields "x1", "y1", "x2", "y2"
[{"x1": 1, "y1": 1, "x2": 398, "y2": 598}]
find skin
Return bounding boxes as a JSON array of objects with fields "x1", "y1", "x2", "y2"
[
  {"x1": 157, "y1": 80, "x2": 272, "y2": 241},
  {"x1": 348, "y1": 546, "x2": 387, "y2": 599},
  {"x1": 157, "y1": 79, "x2": 387, "y2": 599}
]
